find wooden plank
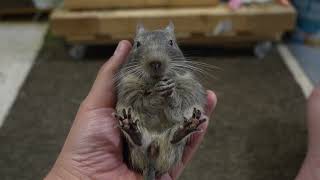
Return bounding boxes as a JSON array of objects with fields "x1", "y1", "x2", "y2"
[
  {"x1": 51, "y1": 3, "x2": 296, "y2": 45},
  {"x1": 51, "y1": 4, "x2": 296, "y2": 37},
  {"x1": 64, "y1": 0, "x2": 219, "y2": 10},
  {"x1": 66, "y1": 33, "x2": 281, "y2": 46}
]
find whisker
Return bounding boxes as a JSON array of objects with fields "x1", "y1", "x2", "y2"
[
  {"x1": 170, "y1": 58, "x2": 222, "y2": 72},
  {"x1": 172, "y1": 61, "x2": 220, "y2": 70},
  {"x1": 113, "y1": 66, "x2": 142, "y2": 83},
  {"x1": 170, "y1": 63, "x2": 218, "y2": 80}
]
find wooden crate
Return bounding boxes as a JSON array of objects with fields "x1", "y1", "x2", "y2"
[
  {"x1": 64, "y1": 0, "x2": 219, "y2": 10},
  {"x1": 50, "y1": 3, "x2": 296, "y2": 45}
]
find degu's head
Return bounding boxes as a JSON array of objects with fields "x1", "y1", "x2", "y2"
[{"x1": 129, "y1": 22, "x2": 185, "y2": 79}]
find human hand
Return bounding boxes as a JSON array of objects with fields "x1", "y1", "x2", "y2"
[
  {"x1": 295, "y1": 87, "x2": 320, "y2": 180},
  {"x1": 278, "y1": 0, "x2": 290, "y2": 5},
  {"x1": 45, "y1": 40, "x2": 217, "y2": 180}
]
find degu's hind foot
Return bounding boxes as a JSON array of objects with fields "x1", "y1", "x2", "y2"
[
  {"x1": 115, "y1": 108, "x2": 142, "y2": 146},
  {"x1": 171, "y1": 108, "x2": 207, "y2": 144}
]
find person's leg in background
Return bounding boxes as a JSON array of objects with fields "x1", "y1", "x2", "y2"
[{"x1": 296, "y1": 86, "x2": 320, "y2": 180}]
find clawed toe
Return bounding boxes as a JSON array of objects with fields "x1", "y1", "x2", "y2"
[
  {"x1": 115, "y1": 108, "x2": 142, "y2": 146},
  {"x1": 171, "y1": 108, "x2": 207, "y2": 144}
]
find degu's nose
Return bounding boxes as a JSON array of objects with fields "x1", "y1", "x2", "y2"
[{"x1": 149, "y1": 61, "x2": 162, "y2": 71}]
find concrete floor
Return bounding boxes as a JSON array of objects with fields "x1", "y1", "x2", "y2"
[
  {"x1": 0, "y1": 22, "x2": 47, "y2": 126},
  {"x1": 288, "y1": 43, "x2": 320, "y2": 86},
  {"x1": 0, "y1": 33, "x2": 307, "y2": 180}
]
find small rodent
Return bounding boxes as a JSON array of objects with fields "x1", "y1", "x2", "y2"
[{"x1": 115, "y1": 22, "x2": 207, "y2": 180}]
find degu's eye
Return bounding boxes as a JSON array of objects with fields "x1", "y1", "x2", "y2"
[
  {"x1": 136, "y1": 41, "x2": 141, "y2": 48},
  {"x1": 169, "y1": 40, "x2": 174, "y2": 46}
]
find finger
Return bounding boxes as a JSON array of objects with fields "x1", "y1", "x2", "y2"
[
  {"x1": 170, "y1": 90, "x2": 217, "y2": 179},
  {"x1": 306, "y1": 87, "x2": 320, "y2": 155},
  {"x1": 205, "y1": 90, "x2": 217, "y2": 117},
  {"x1": 280, "y1": 0, "x2": 290, "y2": 5},
  {"x1": 82, "y1": 40, "x2": 132, "y2": 110},
  {"x1": 159, "y1": 173, "x2": 172, "y2": 180}
]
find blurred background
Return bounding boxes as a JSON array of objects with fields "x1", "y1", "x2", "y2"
[{"x1": 0, "y1": 0, "x2": 319, "y2": 179}]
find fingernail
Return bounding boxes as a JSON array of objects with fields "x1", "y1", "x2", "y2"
[{"x1": 114, "y1": 41, "x2": 124, "y2": 55}]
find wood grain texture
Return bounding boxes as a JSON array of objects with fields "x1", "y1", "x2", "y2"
[
  {"x1": 64, "y1": 0, "x2": 219, "y2": 10},
  {"x1": 50, "y1": 3, "x2": 296, "y2": 44}
]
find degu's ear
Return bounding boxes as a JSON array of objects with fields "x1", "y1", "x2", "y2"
[
  {"x1": 165, "y1": 21, "x2": 175, "y2": 34},
  {"x1": 136, "y1": 23, "x2": 145, "y2": 35}
]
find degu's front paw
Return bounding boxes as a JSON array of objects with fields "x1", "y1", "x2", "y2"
[
  {"x1": 171, "y1": 108, "x2": 207, "y2": 144},
  {"x1": 154, "y1": 77, "x2": 175, "y2": 97},
  {"x1": 115, "y1": 108, "x2": 142, "y2": 146}
]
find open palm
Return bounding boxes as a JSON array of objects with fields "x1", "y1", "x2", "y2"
[{"x1": 45, "y1": 41, "x2": 217, "y2": 180}]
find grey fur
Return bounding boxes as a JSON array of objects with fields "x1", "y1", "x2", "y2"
[{"x1": 115, "y1": 23, "x2": 207, "y2": 180}]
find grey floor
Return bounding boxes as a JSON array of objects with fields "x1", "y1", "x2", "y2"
[
  {"x1": 0, "y1": 35, "x2": 307, "y2": 180},
  {"x1": 288, "y1": 43, "x2": 320, "y2": 86}
]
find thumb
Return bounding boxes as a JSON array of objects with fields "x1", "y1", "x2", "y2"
[
  {"x1": 83, "y1": 40, "x2": 132, "y2": 110},
  {"x1": 107, "y1": 40, "x2": 133, "y2": 75}
]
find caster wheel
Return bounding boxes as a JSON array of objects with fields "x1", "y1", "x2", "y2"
[
  {"x1": 69, "y1": 45, "x2": 87, "y2": 60},
  {"x1": 254, "y1": 41, "x2": 272, "y2": 59}
]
